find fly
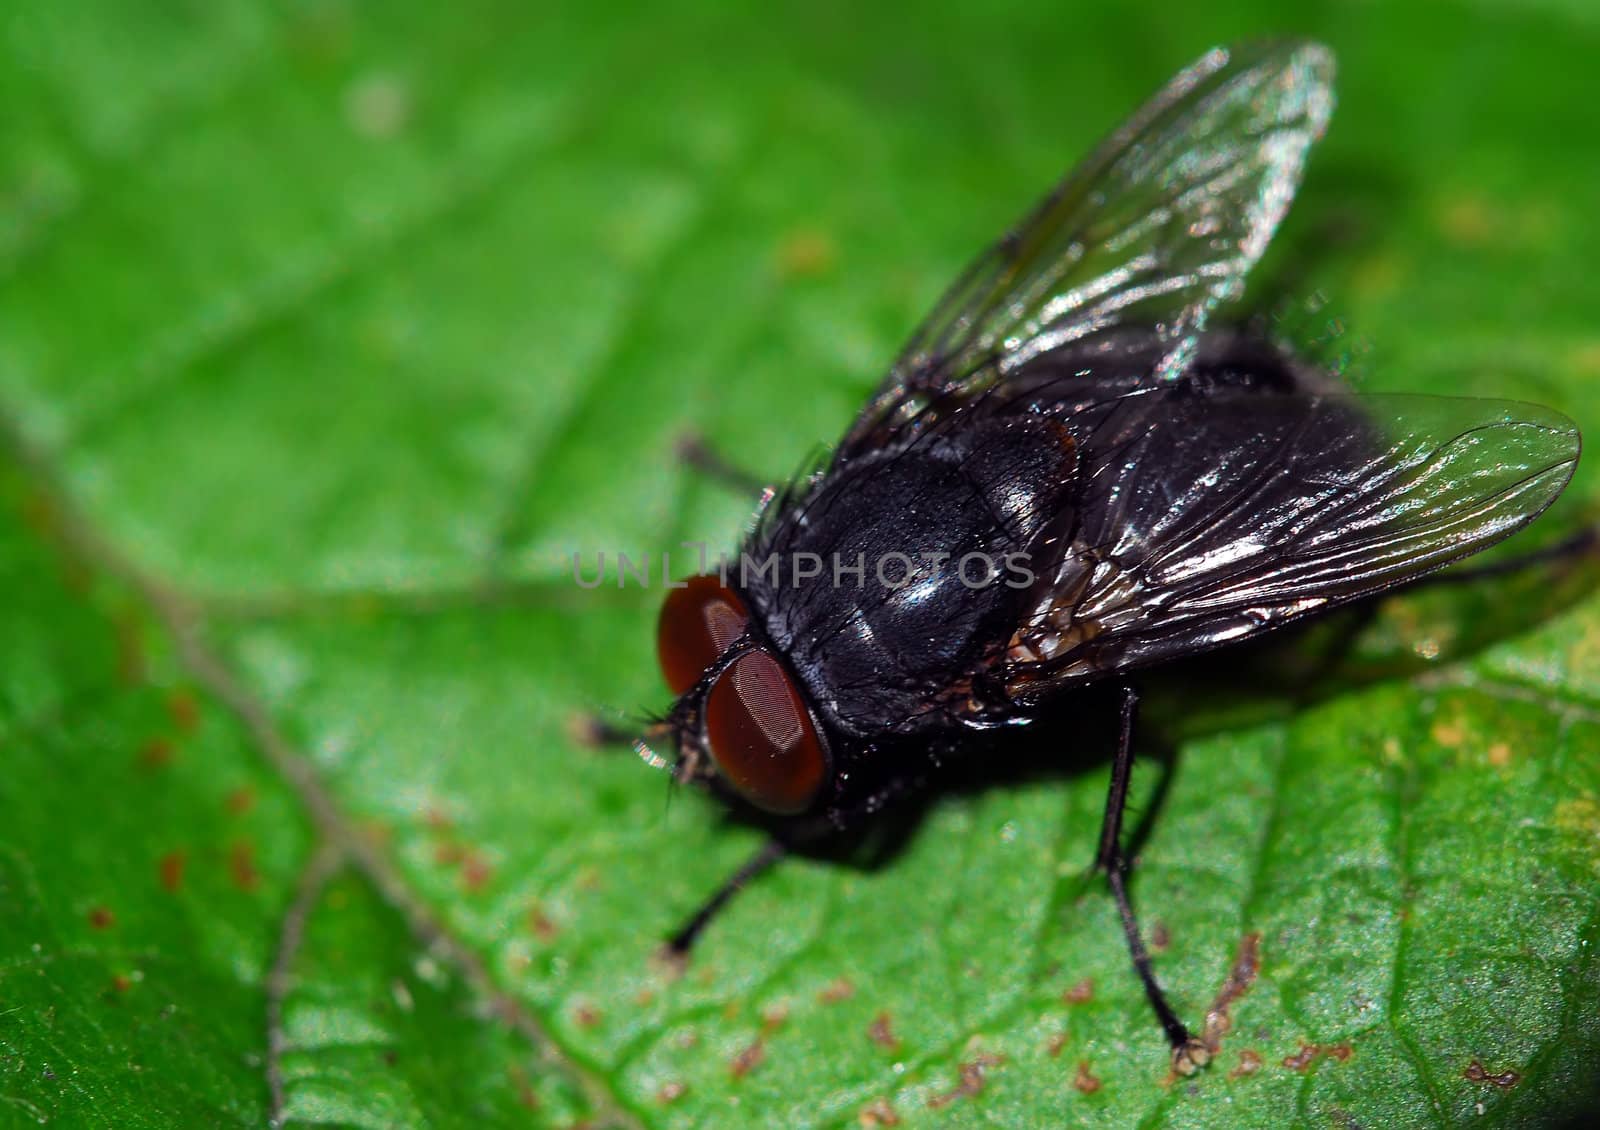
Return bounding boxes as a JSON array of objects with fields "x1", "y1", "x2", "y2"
[{"x1": 621, "y1": 40, "x2": 1582, "y2": 1073}]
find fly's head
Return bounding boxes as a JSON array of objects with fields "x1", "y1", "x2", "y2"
[{"x1": 644, "y1": 573, "x2": 833, "y2": 820}]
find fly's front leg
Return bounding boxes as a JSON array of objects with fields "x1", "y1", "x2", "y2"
[
  {"x1": 662, "y1": 775, "x2": 926, "y2": 964},
  {"x1": 676, "y1": 432, "x2": 771, "y2": 497},
  {"x1": 662, "y1": 836, "x2": 790, "y2": 964},
  {"x1": 567, "y1": 714, "x2": 643, "y2": 749},
  {"x1": 1096, "y1": 684, "x2": 1210, "y2": 1075}
]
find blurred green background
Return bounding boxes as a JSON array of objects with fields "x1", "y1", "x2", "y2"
[{"x1": 2, "y1": 2, "x2": 1599, "y2": 1127}]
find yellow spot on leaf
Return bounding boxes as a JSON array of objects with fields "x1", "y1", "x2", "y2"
[
  {"x1": 1351, "y1": 252, "x2": 1404, "y2": 298},
  {"x1": 1570, "y1": 341, "x2": 1600, "y2": 378},
  {"x1": 1554, "y1": 796, "x2": 1600, "y2": 844},
  {"x1": 776, "y1": 229, "x2": 837, "y2": 278},
  {"x1": 1440, "y1": 197, "x2": 1495, "y2": 246}
]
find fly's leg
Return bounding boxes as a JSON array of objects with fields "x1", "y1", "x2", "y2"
[
  {"x1": 1097, "y1": 684, "x2": 1210, "y2": 1075},
  {"x1": 567, "y1": 714, "x2": 639, "y2": 748},
  {"x1": 1432, "y1": 526, "x2": 1597, "y2": 585},
  {"x1": 661, "y1": 775, "x2": 925, "y2": 964},
  {"x1": 563, "y1": 714, "x2": 777, "y2": 965},
  {"x1": 662, "y1": 837, "x2": 789, "y2": 963},
  {"x1": 1304, "y1": 527, "x2": 1596, "y2": 683},
  {"x1": 676, "y1": 432, "x2": 770, "y2": 497}
]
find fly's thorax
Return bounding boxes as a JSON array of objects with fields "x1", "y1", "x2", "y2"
[{"x1": 739, "y1": 414, "x2": 1078, "y2": 736}]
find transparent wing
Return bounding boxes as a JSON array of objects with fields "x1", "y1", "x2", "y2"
[
  {"x1": 1004, "y1": 393, "x2": 1581, "y2": 695},
  {"x1": 844, "y1": 40, "x2": 1335, "y2": 454}
]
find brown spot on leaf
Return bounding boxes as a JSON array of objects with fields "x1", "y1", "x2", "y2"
[
  {"x1": 761, "y1": 1001, "x2": 790, "y2": 1031},
  {"x1": 1464, "y1": 1060, "x2": 1521, "y2": 1088},
  {"x1": 818, "y1": 977, "x2": 856, "y2": 1004},
  {"x1": 158, "y1": 850, "x2": 187, "y2": 893},
  {"x1": 459, "y1": 850, "x2": 494, "y2": 893},
  {"x1": 1282, "y1": 1043, "x2": 1318, "y2": 1072},
  {"x1": 430, "y1": 822, "x2": 493, "y2": 893},
  {"x1": 858, "y1": 1097, "x2": 900, "y2": 1126},
  {"x1": 225, "y1": 787, "x2": 256, "y2": 816},
  {"x1": 87, "y1": 906, "x2": 115, "y2": 930},
  {"x1": 1486, "y1": 742, "x2": 1512, "y2": 768},
  {"x1": 110, "y1": 974, "x2": 131, "y2": 994},
  {"x1": 1198, "y1": 932, "x2": 1262, "y2": 1055},
  {"x1": 1431, "y1": 718, "x2": 1465, "y2": 748},
  {"x1": 166, "y1": 689, "x2": 201, "y2": 733},
  {"x1": 1072, "y1": 1061, "x2": 1102, "y2": 1094},
  {"x1": 572, "y1": 1001, "x2": 600, "y2": 1028},
  {"x1": 1063, "y1": 977, "x2": 1094, "y2": 1004},
  {"x1": 867, "y1": 1012, "x2": 899, "y2": 1050},
  {"x1": 508, "y1": 1065, "x2": 537, "y2": 1110},
  {"x1": 730, "y1": 1037, "x2": 765, "y2": 1078},
  {"x1": 112, "y1": 610, "x2": 148, "y2": 685},
  {"x1": 928, "y1": 1055, "x2": 1002, "y2": 1109},
  {"x1": 137, "y1": 737, "x2": 174, "y2": 771},
  {"x1": 228, "y1": 841, "x2": 260, "y2": 891},
  {"x1": 656, "y1": 1081, "x2": 687, "y2": 1104},
  {"x1": 1047, "y1": 1031, "x2": 1069, "y2": 1058},
  {"x1": 1280, "y1": 1041, "x2": 1351, "y2": 1072},
  {"x1": 528, "y1": 904, "x2": 559, "y2": 941},
  {"x1": 1228, "y1": 1049, "x2": 1264, "y2": 1079}
]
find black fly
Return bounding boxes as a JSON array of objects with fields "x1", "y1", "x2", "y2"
[{"x1": 630, "y1": 41, "x2": 1581, "y2": 1072}]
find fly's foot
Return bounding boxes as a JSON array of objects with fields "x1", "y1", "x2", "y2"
[
  {"x1": 1171, "y1": 1037, "x2": 1212, "y2": 1077},
  {"x1": 652, "y1": 942, "x2": 691, "y2": 980},
  {"x1": 567, "y1": 712, "x2": 634, "y2": 749}
]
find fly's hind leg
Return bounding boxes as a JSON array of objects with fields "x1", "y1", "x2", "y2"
[
  {"x1": 1096, "y1": 684, "x2": 1210, "y2": 1075},
  {"x1": 1433, "y1": 525, "x2": 1598, "y2": 585}
]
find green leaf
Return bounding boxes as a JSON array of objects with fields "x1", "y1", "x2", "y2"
[{"x1": 3, "y1": 2, "x2": 1599, "y2": 1128}]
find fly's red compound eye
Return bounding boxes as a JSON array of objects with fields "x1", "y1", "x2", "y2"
[
  {"x1": 656, "y1": 574, "x2": 749, "y2": 694},
  {"x1": 704, "y1": 649, "x2": 827, "y2": 814}
]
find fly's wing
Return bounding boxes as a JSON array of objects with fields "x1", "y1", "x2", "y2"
[
  {"x1": 1003, "y1": 393, "x2": 1581, "y2": 697},
  {"x1": 843, "y1": 41, "x2": 1335, "y2": 455}
]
